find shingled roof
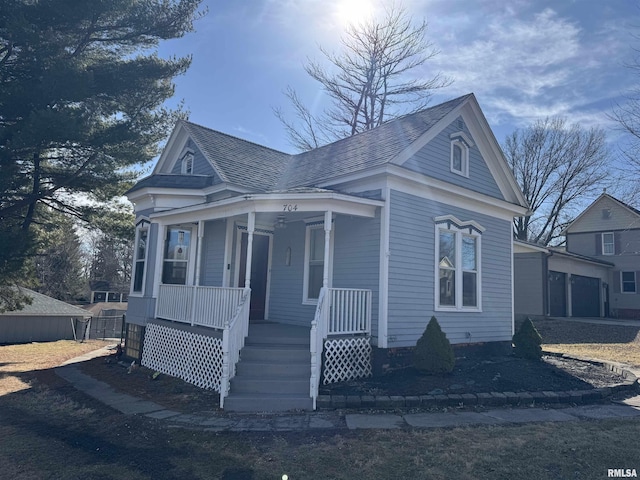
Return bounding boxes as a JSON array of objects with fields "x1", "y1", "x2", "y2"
[
  {"x1": 133, "y1": 94, "x2": 473, "y2": 194},
  {"x1": 1, "y1": 289, "x2": 91, "y2": 317}
]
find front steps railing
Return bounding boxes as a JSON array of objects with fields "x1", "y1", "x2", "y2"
[{"x1": 310, "y1": 287, "x2": 373, "y2": 409}]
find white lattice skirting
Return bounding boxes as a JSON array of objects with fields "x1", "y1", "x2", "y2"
[
  {"x1": 141, "y1": 323, "x2": 223, "y2": 392},
  {"x1": 323, "y1": 336, "x2": 372, "y2": 385}
]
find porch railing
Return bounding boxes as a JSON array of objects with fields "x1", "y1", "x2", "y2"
[
  {"x1": 328, "y1": 288, "x2": 372, "y2": 336},
  {"x1": 220, "y1": 287, "x2": 251, "y2": 409},
  {"x1": 310, "y1": 287, "x2": 328, "y2": 410},
  {"x1": 156, "y1": 285, "x2": 245, "y2": 329},
  {"x1": 310, "y1": 287, "x2": 372, "y2": 409}
]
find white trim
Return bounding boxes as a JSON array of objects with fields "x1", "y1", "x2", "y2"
[
  {"x1": 222, "y1": 218, "x2": 234, "y2": 287},
  {"x1": 378, "y1": 185, "x2": 391, "y2": 348},
  {"x1": 434, "y1": 220, "x2": 483, "y2": 312},
  {"x1": 129, "y1": 226, "x2": 149, "y2": 297},
  {"x1": 232, "y1": 223, "x2": 273, "y2": 317},
  {"x1": 450, "y1": 138, "x2": 469, "y2": 177},
  {"x1": 387, "y1": 170, "x2": 526, "y2": 221},
  {"x1": 510, "y1": 233, "x2": 515, "y2": 336},
  {"x1": 434, "y1": 215, "x2": 486, "y2": 233},
  {"x1": 149, "y1": 192, "x2": 382, "y2": 224},
  {"x1": 449, "y1": 130, "x2": 475, "y2": 147},
  {"x1": 180, "y1": 149, "x2": 195, "y2": 175},
  {"x1": 152, "y1": 223, "x2": 165, "y2": 302}
]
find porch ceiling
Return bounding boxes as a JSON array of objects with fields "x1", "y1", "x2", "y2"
[{"x1": 149, "y1": 191, "x2": 383, "y2": 224}]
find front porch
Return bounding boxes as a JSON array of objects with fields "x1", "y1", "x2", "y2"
[{"x1": 136, "y1": 192, "x2": 383, "y2": 409}]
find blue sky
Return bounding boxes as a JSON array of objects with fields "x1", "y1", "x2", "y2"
[{"x1": 157, "y1": 0, "x2": 639, "y2": 156}]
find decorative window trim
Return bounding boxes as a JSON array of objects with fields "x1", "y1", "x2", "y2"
[
  {"x1": 130, "y1": 226, "x2": 149, "y2": 296},
  {"x1": 180, "y1": 149, "x2": 195, "y2": 175},
  {"x1": 302, "y1": 223, "x2": 334, "y2": 305},
  {"x1": 449, "y1": 131, "x2": 473, "y2": 178},
  {"x1": 434, "y1": 216, "x2": 483, "y2": 312},
  {"x1": 621, "y1": 271, "x2": 637, "y2": 294},
  {"x1": 602, "y1": 232, "x2": 615, "y2": 255}
]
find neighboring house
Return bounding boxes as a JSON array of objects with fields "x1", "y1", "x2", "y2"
[
  {"x1": 514, "y1": 193, "x2": 640, "y2": 320},
  {"x1": 125, "y1": 93, "x2": 529, "y2": 411},
  {"x1": 565, "y1": 193, "x2": 640, "y2": 319},
  {"x1": 0, "y1": 288, "x2": 92, "y2": 343},
  {"x1": 514, "y1": 240, "x2": 613, "y2": 319}
]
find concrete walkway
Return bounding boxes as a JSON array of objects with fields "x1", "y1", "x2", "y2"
[
  {"x1": 55, "y1": 345, "x2": 640, "y2": 432},
  {"x1": 550, "y1": 316, "x2": 640, "y2": 328}
]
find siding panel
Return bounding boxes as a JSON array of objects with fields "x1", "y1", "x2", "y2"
[
  {"x1": 200, "y1": 220, "x2": 226, "y2": 286},
  {"x1": 402, "y1": 117, "x2": 504, "y2": 200},
  {"x1": 387, "y1": 189, "x2": 513, "y2": 347}
]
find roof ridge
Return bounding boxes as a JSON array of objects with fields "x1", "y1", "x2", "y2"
[
  {"x1": 291, "y1": 93, "x2": 473, "y2": 159},
  {"x1": 182, "y1": 120, "x2": 293, "y2": 156}
]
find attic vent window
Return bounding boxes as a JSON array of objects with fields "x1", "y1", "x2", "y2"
[
  {"x1": 449, "y1": 131, "x2": 473, "y2": 178},
  {"x1": 181, "y1": 151, "x2": 194, "y2": 175},
  {"x1": 602, "y1": 208, "x2": 611, "y2": 219}
]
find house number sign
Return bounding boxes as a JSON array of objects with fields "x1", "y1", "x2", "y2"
[{"x1": 283, "y1": 204, "x2": 298, "y2": 212}]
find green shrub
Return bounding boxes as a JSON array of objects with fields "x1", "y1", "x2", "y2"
[
  {"x1": 413, "y1": 316, "x2": 455, "y2": 374},
  {"x1": 512, "y1": 317, "x2": 543, "y2": 360}
]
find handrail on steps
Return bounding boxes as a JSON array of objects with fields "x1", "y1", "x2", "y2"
[
  {"x1": 310, "y1": 287, "x2": 328, "y2": 410},
  {"x1": 219, "y1": 287, "x2": 251, "y2": 409}
]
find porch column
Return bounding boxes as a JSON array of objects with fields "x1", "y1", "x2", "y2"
[
  {"x1": 244, "y1": 212, "x2": 255, "y2": 289},
  {"x1": 194, "y1": 220, "x2": 204, "y2": 287},
  {"x1": 323, "y1": 210, "x2": 332, "y2": 288}
]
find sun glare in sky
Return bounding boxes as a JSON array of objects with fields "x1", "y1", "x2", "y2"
[{"x1": 334, "y1": 0, "x2": 375, "y2": 27}]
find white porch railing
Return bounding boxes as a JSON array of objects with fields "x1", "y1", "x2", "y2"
[
  {"x1": 310, "y1": 287, "x2": 372, "y2": 409},
  {"x1": 310, "y1": 287, "x2": 329, "y2": 410},
  {"x1": 220, "y1": 287, "x2": 251, "y2": 408},
  {"x1": 157, "y1": 285, "x2": 245, "y2": 329},
  {"x1": 328, "y1": 288, "x2": 372, "y2": 336}
]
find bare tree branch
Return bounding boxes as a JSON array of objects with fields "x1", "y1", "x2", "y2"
[
  {"x1": 504, "y1": 117, "x2": 610, "y2": 245},
  {"x1": 276, "y1": 3, "x2": 451, "y2": 150}
]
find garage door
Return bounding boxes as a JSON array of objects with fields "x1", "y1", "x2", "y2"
[
  {"x1": 548, "y1": 271, "x2": 567, "y2": 317},
  {"x1": 571, "y1": 275, "x2": 600, "y2": 317}
]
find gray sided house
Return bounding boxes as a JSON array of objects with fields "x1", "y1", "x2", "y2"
[
  {"x1": 125, "y1": 94, "x2": 529, "y2": 411},
  {"x1": 0, "y1": 288, "x2": 92, "y2": 344},
  {"x1": 514, "y1": 193, "x2": 640, "y2": 320}
]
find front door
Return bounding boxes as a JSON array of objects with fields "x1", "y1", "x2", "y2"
[{"x1": 238, "y1": 232, "x2": 270, "y2": 320}]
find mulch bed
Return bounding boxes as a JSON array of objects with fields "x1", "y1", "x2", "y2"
[
  {"x1": 74, "y1": 349, "x2": 632, "y2": 415},
  {"x1": 319, "y1": 355, "x2": 629, "y2": 397}
]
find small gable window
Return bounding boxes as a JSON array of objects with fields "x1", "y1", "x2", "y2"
[
  {"x1": 181, "y1": 151, "x2": 194, "y2": 175},
  {"x1": 449, "y1": 131, "x2": 473, "y2": 177}
]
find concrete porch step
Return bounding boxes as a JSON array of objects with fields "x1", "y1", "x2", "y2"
[
  {"x1": 240, "y1": 345, "x2": 309, "y2": 363},
  {"x1": 236, "y1": 360, "x2": 310, "y2": 377},
  {"x1": 224, "y1": 393, "x2": 313, "y2": 412},
  {"x1": 230, "y1": 376, "x2": 308, "y2": 395}
]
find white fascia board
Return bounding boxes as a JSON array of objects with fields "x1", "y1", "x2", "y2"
[
  {"x1": 513, "y1": 240, "x2": 548, "y2": 254},
  {"x1": 202, "y1": 182, "x2": 254, "y2": 196},
  {"x1": 154, "y1": 122, "x2": 189, "y2": 174},
  {"x1": 149, "y1": 192, "x2": 384, "y2": 225},
  {"x1": 318, "y1": 174, "x2": 388, "y2": 195},
  {"x1": 387, "y1": 165, "x2": 529, "y2": 220},
  {"x1": 389, "y1": 103, "x2": 465, "y2": 166},
  {"x1": 463, "y1": 99, "x2": 528, "y2": 209}
]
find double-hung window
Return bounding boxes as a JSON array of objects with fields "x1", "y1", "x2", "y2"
[
  {"x1": 303, "y1": 223, "x2": 332, "y2": 303},
  {"x1": 602, "y1": 232, "x2": 614, "y2": 255},
  {"x1": 622, "y1": 271, "x2": 637, "y2": 293},
  {"x1": 435, "y1": 216, "x2": 483, "y2": 310},
  {"x1": 132, "y1": 227, "x2": 148, "y2": 293},
  {"x1": 162, "y1": 227, "x2": 191, "y2": 285}
]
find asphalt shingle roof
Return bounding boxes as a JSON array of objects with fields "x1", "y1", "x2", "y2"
[
  {"x1": 1, "y1": 289, "x2": 92, "y2": 317},
  {"x1": 130, "y1": 94, "x2": 472, "y2": 194}
]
